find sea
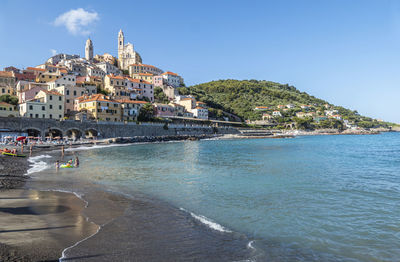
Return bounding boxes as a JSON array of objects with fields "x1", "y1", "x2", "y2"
[{"x1": 28, "y1": 133, "x2": 400, "y2": 261}]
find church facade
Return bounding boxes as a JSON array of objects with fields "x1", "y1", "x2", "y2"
[{"x1": 118, "y1": 29, "x2": 142, "y2": 70}]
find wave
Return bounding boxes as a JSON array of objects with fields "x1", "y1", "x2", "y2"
[
  {"x1": 27, "y1": 154, "x2": 52, "y2": 175},
  {"x1": 179, "y1": 208, "x2": 232, "y2": 233},
  {"x1": 64, "y1": 143, "x2": 134, "y2": 152}
]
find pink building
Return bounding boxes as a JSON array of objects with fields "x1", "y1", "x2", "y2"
[{"x1": 154, "y1": 103, "x2": 175, "y2": 117}]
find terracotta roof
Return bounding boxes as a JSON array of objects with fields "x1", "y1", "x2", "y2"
[
  {"x1": 26, "y1": 67, "x2": 45, "y2": 72},
  {"x1": 196, "y1": 101, "x2": 206, "y2": 104},
  {"x1": 0, "y1": 101, "x2": 14, "y2": 106},
  {"x1": 39, "y1": 89, "x2": 63, "y2": 96},
  {"x1": 129, "y1": 64, "x2": 158, "y2": 69},
  {"x1": 180, "y1": 97, "x2": 194, "y2": 101},
  {"x1": 162, "y1": 71, "x2": 178, "y2": 76},
  {"x1": 116, "y1": 99, "x2": 147, "y2": 104},
  {"x1": 0, "y1": 71, "x2": 14, "y2": 78},
  {"x1": 138, "y1": 73, "x2": 154, "y2": 76},
  {"x1": 107, "y1": 74, "x2": 125, "y2": 80},
  {"x1": 80, "y1": 96, "x2": 119, "y2": 104},
  {"x1": 194, "y1": 106, "x2": 206, "y2": 110}
]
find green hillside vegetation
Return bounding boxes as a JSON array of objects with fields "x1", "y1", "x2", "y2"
[{"x1": 178, "y1": 79, "x2": 394, "y2": 129}]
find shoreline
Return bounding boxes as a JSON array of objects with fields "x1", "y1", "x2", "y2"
[
  {"x1": 0, "y1": 134, "x2": 252, "y2": 262},
  {"x1": 0, "y1": 131, "x2": 392, "y2": 261}
]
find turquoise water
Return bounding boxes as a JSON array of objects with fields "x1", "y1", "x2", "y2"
[{"x1": 58, "y1": 133, "x2": 400, "y2": 261}]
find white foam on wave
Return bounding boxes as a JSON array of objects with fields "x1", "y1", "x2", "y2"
[
  {"x1": 64, "y1": 143, "x2": 134, "y2": 152},
  {"x1": 179, "y1": 208, "x2": 232, "y2": 233},
  {"x1": 27, "y1": 154, "x2": 52, "y2": 175},
  {"x1": 247, "y1": 240, "x2": 255, "y2": 250}
]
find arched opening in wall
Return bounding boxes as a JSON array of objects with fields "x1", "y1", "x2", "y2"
[
  {"x1": 85, "y1": 129, "x2": 98, "y2": 139},
  {"x1": 85, "y1": 129, "x2": 98, "y2": 138},
  {"x1": 65, "y1": 129, "x2": 82, "y2": 140},
  {"x1": 45, "y1": 128, "x2": 63, "y2": 139},
  {"x1": 24, "y1": 128, "x2": 41, "y2": 138}
]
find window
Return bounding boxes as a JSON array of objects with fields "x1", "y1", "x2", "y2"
[
  {"x1": 29, "y1": 105, "x2": 33, "y2": 110},
  {"x1": 30, "y1": 114, "x2": 33, "y2": 118},
  {"x1": 35, "y1": 114, "x2": 38, "y2": 118},
  {"x1": 59, "y1": 96, "x2": 62, "y2": 101},
  {"x1": 66, "y1": 90, "x2": 70, "y2": 95},
  {"x1": 42, "y1": 106, "x2": 45, "y2": 111},
  {"x1": 49, "y1": 114, "x2": 52, "y2": 119},
  {"x1": 66, "y1": 99, "x2": 70, "y2": 103},
  {"x1": 50, "y1": 105, "x2": 53, "y2": 109},
  {"x1": 1, "y1": 88, "x2": 4, "y2": 93},
  {"x1": 73, "y1": 90, "x2": 76, "y2": 96},
  {"x1": 59, "y1": 115, "x2": 62, "y2": 119},
  {"x1": 59, "y1": 105, "x2": 62, "y2": 110},
  {"x1": 42, "y1": 114, "x2": 45, "y2": 118},
  {"x1": 50, "y1": 95, "x2": 53, "y2": 100}
]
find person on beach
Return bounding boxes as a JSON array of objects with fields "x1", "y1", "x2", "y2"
[
  {"x1": 29, "y1": 144, "x2": 33, "y2": 156},
  {"x1": 74, "y1": 155, "x2": 79, "y2": 167},
  {"x1": 55, "y1": 160, "x2": 60, "y2": 170},
  {"x1": 61, "y1": 145, "x2": 64, "y2": 157},
  {"x1": 21, "y1": 143, "x2": 24, "y2": 153}
]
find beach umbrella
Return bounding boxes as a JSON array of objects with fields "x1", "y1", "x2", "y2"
[{"x1": 16, "y1": 136, "x2": 26, "y2": 141}]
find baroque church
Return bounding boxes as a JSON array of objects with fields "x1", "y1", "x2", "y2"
[{"x1": 118, "y1": 29, "x2": 142, "y2": 70}]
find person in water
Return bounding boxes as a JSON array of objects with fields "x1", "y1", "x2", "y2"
[
  {"x1": 55, "y1": 160, "x2": 60, "y2": 170},
  {"x1": 74, "y1": 156, "x2": 79, "y2": 167}
]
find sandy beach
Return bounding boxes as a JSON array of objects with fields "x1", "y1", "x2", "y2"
[{"x1": 0, "y1": 136, "x2": 253, "y2": 262}]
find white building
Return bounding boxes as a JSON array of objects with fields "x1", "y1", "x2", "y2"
[
  {"x1": 160, "y1": 71, "x2": 183, "y2": 88},
  {"x1": 96, "y1": 62, "x2": 121, "y2": 76},
  {"x1": 191, "y1": 107, "x2": 208, "y2": 120},
  {"x1": 118, "y1": 29, "x2": 142, "y2": 70},
  {"x1": 272, "y1": 111, "x2": 282, "y2": 117}
]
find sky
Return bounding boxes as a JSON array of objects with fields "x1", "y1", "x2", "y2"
[{"x1": 1, "y1": 0, "x2": 399, "y2": 123}]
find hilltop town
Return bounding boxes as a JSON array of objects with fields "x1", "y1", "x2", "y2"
[
  {"x1": 0, "y1": 30, "x2": 396, "y2": 139},
  {"x1": 0, "y1": 29, "x2": 208, "y2": 129}
]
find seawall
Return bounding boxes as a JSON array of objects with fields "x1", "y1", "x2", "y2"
[{"x1": 0, "y1": 117, "x2": 239, "y2": 139}]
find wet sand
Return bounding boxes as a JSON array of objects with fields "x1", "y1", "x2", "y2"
[
  {"x1": 1, "y1": 140, "x2": 253, "y2": 262},
  {"x1": 0, "y1": 189, "x2": 98, "y2": 262}
]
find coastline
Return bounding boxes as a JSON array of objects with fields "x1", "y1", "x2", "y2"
[
  {"x1": 0, "y1": 131, "x2": 391, "y2": 261},
  {"x1": 0, "y1": 134, "x2": 253, "y2": 262}
]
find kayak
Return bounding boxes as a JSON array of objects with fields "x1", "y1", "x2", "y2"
[
  {"x1": 1, "y1": 152, "x2": 26, "y2": 157},
  {"x1": 60, "y1": 164, "x2": 74, "y2": 168}
]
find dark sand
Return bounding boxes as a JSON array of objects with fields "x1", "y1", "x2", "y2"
[
  {"x1": 1, "y1": 141, "x2": 253, "y2": 262},
  {"x1": 0, "y1": 189, "x2": 99, "y2": 262}
]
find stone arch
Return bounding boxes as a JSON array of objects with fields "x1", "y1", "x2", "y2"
[
  {"x1": 23, "y1": 127, "x2": 42, "y2": 138},
  {"x1": 84, "y1": 128, "x2": 98, "y2": 138},
  {"x1": 65, "y1": 128, "x2": 83, "y2": 140},
  {"x1": 45, "y1": 127, "x2": 63, "y2": 139}
]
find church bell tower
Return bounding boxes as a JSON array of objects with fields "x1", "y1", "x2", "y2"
[{"x1": 85, "y1": 38, "x2": 93, "y2": 61}]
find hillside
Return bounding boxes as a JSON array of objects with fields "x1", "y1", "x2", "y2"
[{"x1": 178, "y1": 79, "x2": 393, "y2": 129}]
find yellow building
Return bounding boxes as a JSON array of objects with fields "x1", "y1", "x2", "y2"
[
  {"x1": 19, "y1": 90, "x2": 64, "y2": 119},
  {"x1": 128, "y1": 64, "x2": 163, "y2": 76},
  {"x1": 0, "y1": 102, "x2": 18, "y2": 117},
  {"x1": 130, "y1": 73, "x2": 154, "y2": 84},
  {"x1": 0, "y1": 71, "x2": 16, "y2": 95},
  {"x1": 78, "y1": 94, "x2": 121, "y2": 122},
  {"x1": 36, "y1": 71, "x2": 60, "y2": 83},
  {"x1": 176, "y1": 97, "x2": 196, "y2": 112}
]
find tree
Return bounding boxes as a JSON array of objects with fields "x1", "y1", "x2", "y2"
[
  {"x1": 0, "y1": 94, "x2": 18, "y2": 106},
  {"x1": 154, "y1": 87, "x2": 169, "y2": 104},
  {"x1": 137, "y1": 103, "x2": 154, "y2": 122},
  {"x1": 97, "y1": 85, "x2": 109, "y2": 96}
]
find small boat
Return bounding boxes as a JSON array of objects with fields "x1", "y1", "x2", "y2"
[{"x1": 1, "y1": 152, "x2": 26, "y2": 157}]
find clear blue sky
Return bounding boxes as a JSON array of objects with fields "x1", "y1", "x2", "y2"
[{"x1": 1, "y1": 0, "x2": 399, "y2": 123}]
